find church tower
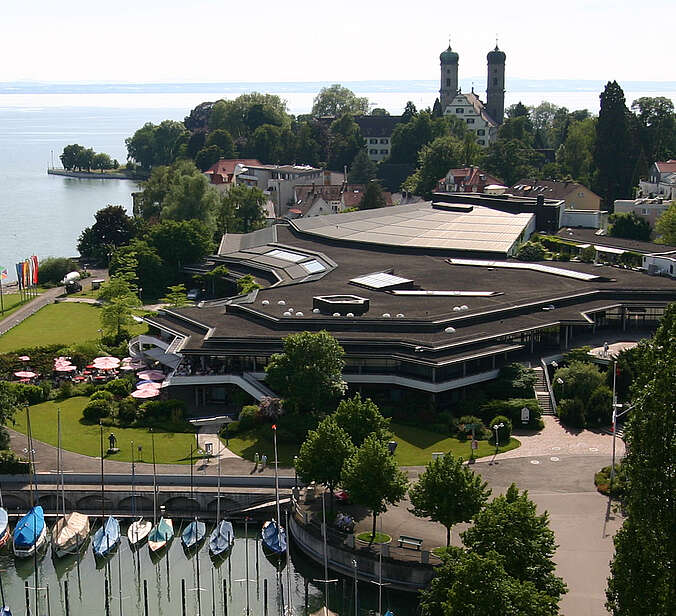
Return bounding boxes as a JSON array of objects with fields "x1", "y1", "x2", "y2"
[
  {"x1": 439, "y1": 43, "x2": 459, "y2": 111},
  {"x1": 486, "y1": 45, "x2": 506, "y2": 124}
]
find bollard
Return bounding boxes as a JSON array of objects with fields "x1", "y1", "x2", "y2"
[
  {"x1": 181, "y1": 578, "x2": 186, "y2": 616},
  {"x1": 143, "y1": 579, "x2": 149, "y2": 616},
  {"x1": 46, "y1": 584, "x2": 52, "y2": 616},
  {"x1": 105, "y1": 577, "x2": 110, "y2": 616},
  {"x1": 223, "y1": 579, "x2": 227, "y2": 616},
  {"x1": 64, "y1": 580, "x2": 70, "y2": 616},
  {"x1": 24, "y1": 580, "x2": 29, "y2": 614},
  {"x1": 263, "y1": 578, "x2": 268, "y2": 615}
]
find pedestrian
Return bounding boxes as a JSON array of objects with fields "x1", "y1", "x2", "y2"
[
  {"x1": 261, "y1": 453, "x2": 267, "y2": 470},
  {"x1": 254, "y1": 452, "x2": 259, "y2": 468}
]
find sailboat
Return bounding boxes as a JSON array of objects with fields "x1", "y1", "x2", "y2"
[
  {"x1": 13, "y1": 506, "x2": 47, "y2": 558},
  {"x1": 127, "y1": 440, "x2": 151, "y2": 547},
  {"x1": 0, "y1": 488, "x2": 9, "y2": 548},
  {"x1": 261, "y1": 424, "x2": 287, "y2": 554},
  {"x1": 92, "y1": 423, "x2": 120, "y2": 558},
  {"x1": 147, "y1": 429, "x2": 174, "y2": 553},
  {"x1": 209, "y1": 450, "x2": 234, "y2": 557},
  {"x1": 181, "y1": 444, "x2": 205, "y2": 551},
  {"x1": 52, "y1": 409, "x2": 90, "y2": 557}
]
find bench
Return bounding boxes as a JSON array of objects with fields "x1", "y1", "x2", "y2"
[{"x1": 398, "y1": 535, "x2": 423, "y2": 550}]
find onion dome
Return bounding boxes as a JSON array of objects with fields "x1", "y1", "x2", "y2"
[
  {"x1": 440, "y1": 45, "x2": 459, "y2": 64},
  {"x1": 487, "y1": 45, "x2": 506, "y2": 63}
]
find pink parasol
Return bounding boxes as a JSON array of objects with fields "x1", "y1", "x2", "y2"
[
  {"x1": 55, "y1": 365, "x2": 77, "y2": 372},
  {"x1": 130, "y1": 388, "x2": 160, "y2": 399},
  {"x1": 14, "y1": 371, "x2": 36, "y2": 378},
  {"x1": 18, "y1": 356, "x2": 30, "y2": 361},
  {"x1": 93, "y1": 356, "x2": 121, "y2": 370},
  {"x1": 137, "y1": 381, "x2": 162, "y2": 390},
  {"x1": 137, "y1": 370, "x2": 165, "y2": 381},
  {"x1": 119, "y1": 365, "x2": 136, "y2": 371}
]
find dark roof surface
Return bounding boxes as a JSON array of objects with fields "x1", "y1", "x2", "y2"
[
  {"x1": 511, "y1": 179, "x2": 600, "y2": 202},
  {"x1": 354, "y1": 115, "x2": 403, "y2": 138},
  {"x1": 554, "y1": 228, "x2": 676, "y2": 254}
]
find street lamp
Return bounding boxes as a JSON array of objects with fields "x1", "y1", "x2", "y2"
[
  {"x1": 489, "y1": 422, "x2": 504, "y2": 465},
  {"x1": 610, "y1": 401, "x2": 634, "y2": 494},
  {"x1": 293, "y1": 455, "x2": 298, "y2": 489}
]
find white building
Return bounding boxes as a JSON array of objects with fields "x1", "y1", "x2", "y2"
[
  {"x1": 638, "y1": 161, "x2": 676, "y2": 199},
  {"x1": 643, "y1": 251, "x2": 676, "y2": 278},
  {"x1": 442, "y1": 91, "x2": 499, "y2": 146}
]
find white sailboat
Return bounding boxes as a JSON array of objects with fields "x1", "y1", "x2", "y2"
[{"x1": 127, "y1": 440, "x2": 151, "y2": 546}]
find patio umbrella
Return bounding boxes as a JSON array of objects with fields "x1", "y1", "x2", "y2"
[
  {"x1": 93, "y1": 357, "x2": 121, "y2": 370},
  {"x1": 18, "y1": 355, "x2": 30, "y2": 361},
  {"x1": 120, "y1": 365, "x2": 136, "y2": 372},
  {"x1": 130, "y1": 388, "x2": 160, "y2": 399},
  {"x1": 136, "y1": 379, "x2": 161, "y2": 388},
  {"x1": 14, "y1": 371, "x2": 36, "y2": 378},
  {"x1": 137, "y1": 382, "x2": 162, "y2": 390},
  {"x1": 137, "y1": 370, "x2": 165, "y2": 381},
  {"x1": 55, "y1": 365, "x2": 77, "y2": 372}
]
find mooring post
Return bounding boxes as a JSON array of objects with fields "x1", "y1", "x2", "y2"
[
  {"x1": 223, "y1": 579, "x2": 227, "y2": 616},
  {"x1": 181, "y1": 578, "x2": 186, "y2": 616},
  {"x1": 64, "y1": 580, "x2": 70, "y2": 616},
  {"x1": 24, "y1": 580, "x2": 29, "y2": 614},
  {"x1": 263, "y1": 578, "x2": 268, "y2": 615},
  {"x1": 143, "y1": 579, "x2": 149, "y2": 616},
  {"x1": 105, "y1": 577, "x2": 111, "y2": 616},
  {"x1": 46, "y1": 583, "x2": 52, "y2": 616}
]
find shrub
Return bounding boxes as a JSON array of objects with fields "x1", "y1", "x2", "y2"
[
  {"x1": 479, "y1": 398, "x2": 542, "y2": 430},
  {"x1": 0, "y1": 427, "x2": 10, "y2": 450},
  {"x1": 238, "y1": 405, "x2": 260, "y2": 431},
  {"x1": 516, "y1": 241, "x2": 545, "y2": 261},
  {"x1": 38, "y1": 257, "x2": 79, "y2": 285},
  {"x1": 137, "y1": 399, "x2": 186, "y2": 425},
  {"x1": 594, "y1": 464, "x2": 626, "y2": 499},
  {"x1": 90, "y1": 390, "x2": 115, "y2": 402},
  {"x1": 12, "y1": 383, "x2": 47, "y2": 406},
  {"x1": 276, "y1": 413, "x2": 319, "y2": 442},
  {"x1": 220, "y1": 420, "x2": 239, "y2": 437},
  {"x1": 117, "y1": 398, "x2": 138, "y2": 425},
  {"x1": 580, "y1": 245, "x2": 596, "y2": 263},
  {"x1": 556, "y1": 252, "x2": 570, "y2": 261},
  {"x1": 587, "y1": 385, "x2": 613, "y2": 426},
  {"x1": 487, "y1": 363, "x2": 537, "y2": 399},
  {"x1": 0, "y1": 450, "x2": 31, "y2": 474},
  {"x1": 608, "y1": 212, "x2": 651, "y2": 241},
  {"x1": 553, "y1": 361, "x2": 605, "y2": 403},
  {"x1": 557, "y1": 397, "x2": 585, "y2": 428},
  {"x1": 456, "y1": 416, "x2": 486, "y2": 440},
  {"x1": 105, "y1": 378, "x2": 133, "y2": 398},
  {"x1": 56, "y1": 380, "x2": 74, "y2": 400},
  {"x1": 489, "y1": 415, "x2": 512, "y2": 444},
  {"x1": 82, "y1": 399, "x2": 112, "y2": 422}
]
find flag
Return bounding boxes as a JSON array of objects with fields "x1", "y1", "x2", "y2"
[
  {"x1": 31, "y1": 255, "x2": 39, "y2": 285},
  {"x1": 15, "y1": 263, "x2": 23, "y2": 289},
  {"x1": 0, "y1": 267, "x2": 7, "y2": 280}
]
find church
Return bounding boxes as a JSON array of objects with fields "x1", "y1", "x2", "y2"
[{"x1": 439, "y1": 43, "x2": 506, "y2": 147}]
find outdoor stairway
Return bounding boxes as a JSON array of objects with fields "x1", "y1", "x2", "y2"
[{"x1": 533, "y1": 367, "x2": 556, "y2": 416}]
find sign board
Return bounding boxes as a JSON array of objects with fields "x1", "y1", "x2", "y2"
[
  {"x1": 471, "y1": 440, "x2": 478, "y2": 450},
  {"x1": 432, "y1": 452, "x2": 445, "y2": 460},
  {"x1": 521, "y1": 407, "x2": 530, "y2": 424}
]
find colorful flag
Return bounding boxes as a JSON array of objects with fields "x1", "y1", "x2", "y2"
[
  {"x1": 15, "y1": 263, "x2": 23, "y2": 289},
  {"x1": 31, "y1": 255, "x2": 39, "y2": 285},
  {"x1": 0, "y1": 267, "x2": 7, "y2": 280}
]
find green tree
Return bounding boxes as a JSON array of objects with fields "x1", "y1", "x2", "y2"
[
  {"x1": 462, "y1": 484, "x2": 567, "y2": 600},
  {"x1": 481, "y1": 139, "x2": 543, "y2": 186},
  {"x1": 341, "y1": 434, "x2": 408, "y2": 542},
  {"x1": 98, "y1": 276, "x2": 141, "y2": 340},
  {"x1": 77, "y1": 205, "x2": 136, "y2": 265},
  {"x1": 37, "y1": 257, "x2": 79, "y2": 285},
  {"x1": 160, "y1": 173, "x2": 220, "y2": 227},
  {"x1": 409, "y1": 452, "x2": 490, "y2": 546},
  {"x1": 556, "y1": 117, "x2": 596, "y2": 186},
  {"x1": 236, "y1": 274, "x2": 261, "y2": 295},
  {"x1": 359, "y1": 180, "x2": 387, "y2": 210},
  {"x1": 506, "y1": 102, "x2": 530, "y2": 119},
  {"x1": 606, "y1": 305, "x2": 676, "y2": 615},
  {"x1": 403, "y1": 135, "x2": 466, "y2": 198},
  {"x1": 608, "y1": 212, "x2": 651, "y2": 240},
  {"x1": 420, "y1": 549, "x2": 560, "y2": 616},
  {"x1": 327, "y1": 114, "x2": 364, "y2": 171},
  {"x1": 209, "y1": 93, "x2": 289, "y2": 138},
  {"x1": 516, "y1": 241, "x2": 545, "y2": 261},
  {"x1": 161, "y1": 284, "x2": 188, "y2": 307},
  {"x1": 148, "y1": 219, "x2": 214, "y2": 274},
  {"x1": 311, "y1": 84, "x2": 369, "y2": 117},
  {"x1": 371, "y1": 107, "x2": 389, "y2": 116},
  {"x1": 205, "y1": 129, "x2": 236, "y2": 158},
  {"x1": 655, "y1": 201, "x2": 676, "y2": 244},
  {"x1": 332, "y1": 393, "x2": 390, "y2": 447},
  {"x1": 76, "y1": 147, "x2": 95, "y2": 172},
  {"x1": 498, "y1": 116, "x2": 535, "y2": 146},
  {"x1": 92, "y1": 152, "x2": 113, "y2": 173},
  {"x1": 295, "y1": 415, "x2": 355, "y2": 504},
  {"x1": 136, "y1": 160, "x2": 203, "y2": 220},
  {"x1": 218, "y1": 184, "x2": 267, "y2": 234},
  {"x1": 594, "y1": 81, "x2": 638, "y2": 209},
  {"x1": 60, "y1": 144, "x2": 85, "y2": 170},
  {"x1": 109, "y1": 239, "x2": 166, "y2": 300},
  {"x1": 0, "y1": 383, "x2": 22, "y2": 427},
  {"x1": 630, "y1": 96, "x2": 676, "y2": 162},
  {"x1": 265, "y1": 331, "x2": 346, "y2": 415},
  {"x1": 126, "y1": 120, "x2": 187, "y2": 169},
  {"x1": 195, "y1": 145, "x2": 223, "y2": 172},
  {"x1": 347, "y1": 149, "x2": 377, "y2": 184}
]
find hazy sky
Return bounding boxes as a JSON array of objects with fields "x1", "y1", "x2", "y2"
[{"x1": 2, "y1": 0, "x2": 672, "y2": 83}]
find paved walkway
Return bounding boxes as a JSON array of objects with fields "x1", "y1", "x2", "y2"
[{"x1": 0, "y1": 286, "x2": 64, "y2": 335}]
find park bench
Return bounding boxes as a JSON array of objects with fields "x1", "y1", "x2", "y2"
[{"x1": 397, "y1": 535, "x2": 423, "y2": 550}]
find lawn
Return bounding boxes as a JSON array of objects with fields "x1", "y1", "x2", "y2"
[
  {"x1": 12, "y1": 397, "x2": 197, "y2": 464},
  {"x1": 0, "y1": 302, "x2": 147, "y2": 353},
  {"x1": 226, "y1": 422, "x2": 520, "y2": 468},
  {"x1": 0, "y1": 293, "x2": 29, "y2": 321}
]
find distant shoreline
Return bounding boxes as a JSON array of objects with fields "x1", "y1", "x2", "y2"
[{"x1": 47, "y1": 168, "x2": 137, "y2": 180}]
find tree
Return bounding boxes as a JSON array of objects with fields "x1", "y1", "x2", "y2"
[
  {"x1": 498, "y1": 116, "x2": 535, "y2": 146},
  {"x1": 205, "y1": 129, "x2": 236, "y2": 158},
  {"x1": 136, "y1": 160, "x2": 203, "y2": 220},
  {"x1": 606, "y1": 304, "x2": 676, "y2": 615},
  {"x1": 218, "y1": 184, "x2": 267, "y2": 234},
  {"x1": 311, "y1": 84, "x2": 369, "y2": 117},
  {"x1": 161, "y1": 284, "x2": 188, "y2": 307},
  {"x1": 92, "y1": 152, "x2": 113, "y2": 173},
  {"x1": 556, "y1": 117, "x2": 596, "y2": 185},
  {"x1": 236, "y1": 274, "x2": 261, "y2": 295},
  {"x1": 265, "y1": 331, "x2": 346, "y2": 415},
  {"x1": 37, "y1": 257, "x2": 79, "y2": 285},
  {"x1": 631, "y1": 96, "x2": 676, "y2": 162},
  {"x1": 209, "y1": 93, "x2": 290, "y2": 138},
  {"x1": 403, "y1": 135, "x2": 466, "y2": 198},
  {"x1": 347, "y1": 149, "x2": 377, "y2": 184},
  {"x1": 594, "y1": 81, "x2": 638, "y2": 210},
  {"x1": 148, "y1": 219, "x2": 214, "y2": 274},
  {"x1": 98, "y1": 276, "x2": 141, "y2": 340},
  {"x1": 608, "y1": 212, "x2": 651, "y2": 240},
  {"x1": 341, "y1": 434, "x2": 408, "y2": 542},
  {"x1": 77, "y1": 205, "x2": 136, "y2": 264},
  {"x1": 60, "y1": 144, "x2": 85, "y2": 170},
  {"x1": 481, "y1": 139, "x2": 543, "y2": 186},
  {"x1": 332, "y1": 393, "x2": 390, "y2": 447},
  {"x1": 160, "y1": 172, "x2": 220, "y2": 227},
  {"x1": 327, "y1": 114, "x2": 364, "y2": 171},
  {"x1": 125, "y1": 120, "x2": 187, "y2": 169},
  {"x1": 109, "y1": 239, "x2": 166, "y2": 299},
  {"x1": 195, "y1": 145, "x2": 223, "y2": 172},
  {"x1": 371, "y1": 107, "x2": 389, "y2": 116},
  {"x1": 409, "y1": 452, "x2": 490, "y2": 546},
  {"x1": 402, "y1": 101, "x2": 418, "y2": 122},
  {"x1": 506, "y1": 102, "x2": 530, "y2": 119},
  {"x1": 420, "y1": 549, "x2": 560, "y2": 616},
  {"x1": 655, "y1": 201, "x2": 676, "y2": 244},
  {"x1": 0, "y1": 383, "x2": 22, "y2": 427},
  {"x1": 295, "y1": 415, "x2": 355, "y2": 504},
  {"x1": 462, "y1": 484, "x2": 567, "y2": 600},
  {"x1": 516, "y1": 241, "x2": 545, "y2": 261},
  {"x1": 250, "y1": 124, "x2": 287, "y2": 163},
  {"x1": 553, "y1": 360, "x2": 606, "y2": 427},
  {"x1": 359, "y1": 180, "x2": 387, "y2": 210}
]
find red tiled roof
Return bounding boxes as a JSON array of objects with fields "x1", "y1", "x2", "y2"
[
  {"x1": 205, "y1": 159, "x2": 262, "y2": 179},
  {"x1": 655, "y1": 160, "x2": 676, "y2": 174}
]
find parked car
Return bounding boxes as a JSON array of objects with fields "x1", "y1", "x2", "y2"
[{"x1": 187, "y1": 288, "x2": 201, "y2": 301}]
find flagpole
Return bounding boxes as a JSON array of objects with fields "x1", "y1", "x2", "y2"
[{"x1": 0, "y1": 274, "x2": 4, "y2": 315}]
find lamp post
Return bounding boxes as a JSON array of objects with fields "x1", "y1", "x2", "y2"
[
  {"x1": 490, "y1": 422, "x2": 504, "y2": 465},
  {"x1": 610, "y1": 401, "x2": 634, "y2": 494},
  {"x1": 293, "y1": 456, "x2": 298, "y2": 489}
]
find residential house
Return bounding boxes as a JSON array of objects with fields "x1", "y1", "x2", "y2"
[
  {"x1": 289, "y1": 183, "x2": 393, "y2": 218},
  {"x1": 353, "y1": 115, "x2": 403, "y2": 162},
  {"x1": 204, "y1": 159, "x2": 262, "y2": 192},
  {"x1": 509, "y1": 179, "x2": 602, "y2": 211},
  {"x1": 639, "y1": 160, "x2": 676, "y2": 199},
  {"x1": 614, "y1": 198, "x2": 671, "y2": 228},
  {"x1": 438, "y1": 166, "x2": 503, "y2": 193}
]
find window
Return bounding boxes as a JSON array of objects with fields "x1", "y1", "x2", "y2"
[
  {"x1": 380, "y1": 138, "x2": 388, "y2": 144},
  {"x1": 642, "y1": 208, "x2": 649, "y2": 215},
  {"x1": 369, "y1": 138, "x2": 377, "y2": 144},
  {"x1": 466, "y1": 118, "x2": 475, "y2": 124},
  {"x1": 369, "y1": 149, "x2": 378, "y2": 155},
  {"x1": 380, "y1": 149, "x2": 388, "y2": 154},
  {"x1": 455, "y1": 108, "x2": 464, "y2": 113},
  {"x1": 478, "y1": 139, "x2": 485, "y2": 145},
  {"x1": 477, "y1": 129, "x2": 485, "y2": 136},
  {"x1": 446, "y1": 78, "x2": 450, "y2": 87},
  {"x1": 493, "y1": 77, "x2": 498, "y2": 86}
]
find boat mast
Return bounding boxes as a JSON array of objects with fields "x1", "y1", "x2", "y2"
[
  {"x1": 151, "y1": 429, "x2": 157, "y2": 525},
  {"x1": 131, "y1": 440, "x2": 135, "y2": 518},
  {"x1": 273, "y1": 425, "x2": 281, "y2": 526},
  {"x1": 58, "y1": 408, "x2": 65, "y2": 517},
  {"x1": 216, "y1": 450, "x2": 221, "y2": 525},
  {"x1": 99, "y1": 422, "x2": 105, "y2": 523}
]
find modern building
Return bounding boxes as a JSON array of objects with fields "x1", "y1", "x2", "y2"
[
  {"x1": 643, "y1": 252, "x2": 676, "y2": 278},
  {"x1": 439, "y1": 43, "x2": 505, "y2": 146},
  {"x1": 204, "y1": 159, "x2": 262, "y2": 191},
  {"x1": 510, "y1": 179, "x2": 602, "y2": 211},
  {"x1": 614, "y1": 198, "x2": 671, "y2": 228},
  {"x1": 353, "y1": 115, "x2": 403, "y2": 162},
  {"x1": 639, "y1": 160, "x2": 676, "y2": 199}
]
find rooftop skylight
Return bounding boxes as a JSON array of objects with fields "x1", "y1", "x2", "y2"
[
  {"x1": 265, "y1": 248, "x2": 306, "y2": 263},
  {"x1": 301, "y1": 259, "x2": 326, "y2": 274},
  {"x1": 350, "y1": 272, "x2": 413, "y2": 290}
]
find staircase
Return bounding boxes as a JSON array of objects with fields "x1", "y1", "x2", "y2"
[{"x1": 533, "y1": 366, "x2": 556, "y2": 416}]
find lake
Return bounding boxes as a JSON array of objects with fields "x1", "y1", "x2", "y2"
[{"x1": 1, "y1": 83, "x2": 674, "y2": 281}]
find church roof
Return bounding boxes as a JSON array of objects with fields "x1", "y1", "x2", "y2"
[
  {"x1": 487, "y1": 45, "x2": 506, "y2": 63},
  {"x1": 440, "y1": 45, "x2": 459, "y2": 64},
  {"x1": 461, "y1": 91, "x2": 499, "y2": 127}
]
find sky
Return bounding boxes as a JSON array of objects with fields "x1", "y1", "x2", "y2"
[{"x1": 2, "y1": 0, "x2": 673, "y2": 84}]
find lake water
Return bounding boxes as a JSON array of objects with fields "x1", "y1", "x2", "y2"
[
  {"x1": 0, "y1": 520, "x2": 415, "y2": 615},
  {"x1": 1, "y1": 84, "x2": 674, "y2": 281}
]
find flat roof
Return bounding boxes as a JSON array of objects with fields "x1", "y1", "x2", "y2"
[
  {"x1": 291, "y1": 202, "x2": 533, "y2": 254},
  {"x1": 554, "y1": 228, "x2": 676, "y2": 254}
]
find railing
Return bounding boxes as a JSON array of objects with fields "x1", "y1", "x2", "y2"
[{"x1": 540, "y1": 357, "x2": 557, "y2": 414}]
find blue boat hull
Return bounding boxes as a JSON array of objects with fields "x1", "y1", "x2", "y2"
[
  {"x1": 181, "y1": 520, "x2": 206, "y2": 550},
  {"x1": 93, "y1": 516, "x2": 120, "y2": 557},
  {"x1": 13, "y1": 506, "x2": 47, "y2": 557},
  {"x1": 261, "y1": 520, "x2": 287, "y2": 554},
  {"x1": 209, "y1": 520, "x2": 234, "y2": 556}
]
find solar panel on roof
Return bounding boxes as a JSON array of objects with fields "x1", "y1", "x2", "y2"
[
  {"x1": 350, "y1": 272, "x2": 413, "y2": 289},
  {"x1": 265, "y1": 249, "x2": 306, "y2": 262}
]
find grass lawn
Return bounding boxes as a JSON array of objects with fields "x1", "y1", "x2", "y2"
[
  {"x1": 356, "y1": 531, "x2": 391, "y2": 544},
  {"x1": 226, "y1": 422, "x2": 520, "y2": 468},
  {"x1": 12, "y1": 397, "x2": 197, "y2": 464},
  {"x1": 0, "y1": 293, "x2": 29, "y2": 320},
  {"x1": 0, "y1": 302, "x2": 147, "y2": 353}
]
